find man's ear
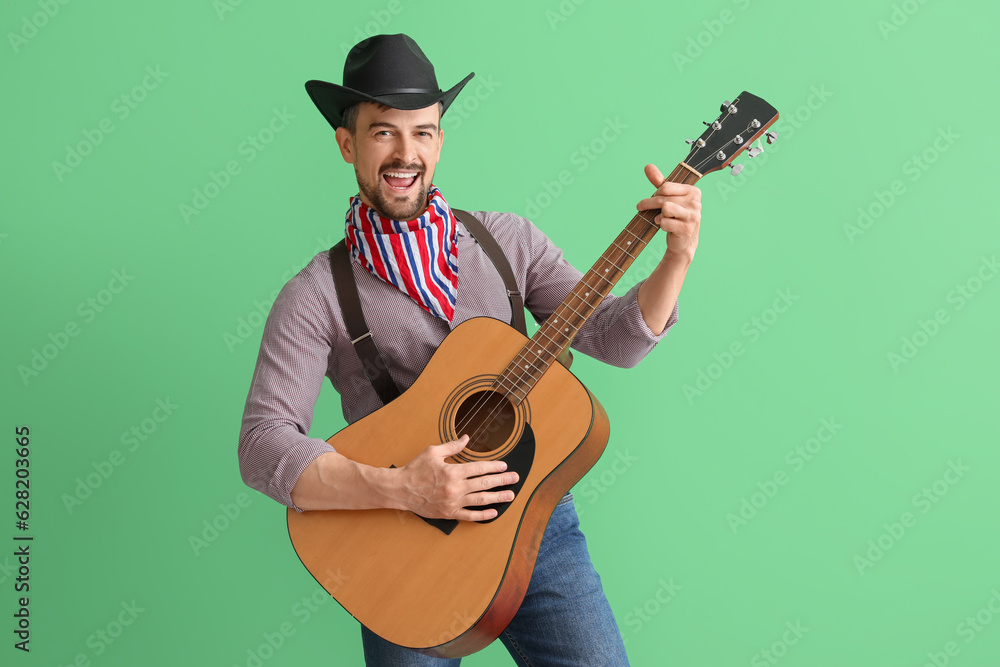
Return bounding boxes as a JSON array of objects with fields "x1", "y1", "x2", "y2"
[{"x1": 335, "y1": 127, "x2": 355, "y2": 164}]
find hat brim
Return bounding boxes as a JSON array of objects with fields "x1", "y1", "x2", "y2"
[{"x1": 305, "y1": 72, "x2": 475, "y2": 130}]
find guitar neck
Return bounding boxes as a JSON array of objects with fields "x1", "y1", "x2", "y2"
[{"x1": 493, "y1": 162, "x2": 703, "y2": 403}]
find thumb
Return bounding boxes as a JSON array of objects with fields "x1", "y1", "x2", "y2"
[
  {"x1": 436, "y1": 434, "x2": 470, "y2": 457},
  {"x1": 644, "y1": 163, "x2": 666, "y2": 190}
]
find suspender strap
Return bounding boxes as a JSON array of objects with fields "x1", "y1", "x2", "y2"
[
  {"x1": 329, "y1": 241, "x2": 401, "y2": 406},
  {"x1": 452, "y1": 209, "x2": 526, "y2": 337}
]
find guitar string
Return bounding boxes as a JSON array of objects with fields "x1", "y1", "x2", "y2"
[
  {"x1": 452, "y1": 221, "x2": 651, "y2": 449},
  {"x1": 454, "y1": 221, "x2": 647, "y2": 436},
  {"x1": 452, "y1": 192, "x2": 680, "y2": 450},
  {"x1": 452, "y1": 225, "x2": 644, "y2": 440},
  {"x1": 451, "y1": 253, "x2": 617, "y2": 446},
  {"x1": 451, "y1": 107, "x2": 765, "y2": 455}
]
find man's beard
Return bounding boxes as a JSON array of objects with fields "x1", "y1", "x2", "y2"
[{"x1": 356, "y1": 164, "x2": 428, "y2": 221}]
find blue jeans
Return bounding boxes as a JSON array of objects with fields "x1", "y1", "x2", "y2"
[{"x1": 361, "y1": 494, "x2": 629, "y2": 666}]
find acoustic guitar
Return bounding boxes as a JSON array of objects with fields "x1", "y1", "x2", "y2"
[{"x1": 287, "y1": 91, "x2": 779, "y2": 658}]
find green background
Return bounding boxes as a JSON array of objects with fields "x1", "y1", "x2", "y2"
[{"x1": 3, "y1": 0, "x2": 999, "y2": 664}]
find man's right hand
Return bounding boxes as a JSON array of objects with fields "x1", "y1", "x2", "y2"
[
  {"x1": 289, "y1": 434, "x2": 518, "y2": 520},
  {"x1": 393, "y1": 434, "x2": 519, "y2": 522}
]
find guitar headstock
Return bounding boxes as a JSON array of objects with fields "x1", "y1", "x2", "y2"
[{"x1": 682, "y1": 92, "x2": 779, "y2": 177}]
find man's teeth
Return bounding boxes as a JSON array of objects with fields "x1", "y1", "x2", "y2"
[{"x1": 385, "y1": 172, "x2": 418, "y2": 178}]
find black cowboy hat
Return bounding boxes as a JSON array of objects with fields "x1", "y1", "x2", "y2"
[{"x1": 305, "y1": 33, "x2": 475, "y2": 130}]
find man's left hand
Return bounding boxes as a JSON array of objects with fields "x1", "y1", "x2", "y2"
[{"x1": 636, "y1": 163, "x2": 701, "y2": 264}]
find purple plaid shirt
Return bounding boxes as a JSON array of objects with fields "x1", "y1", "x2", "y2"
[{"x1": 238, "y1": 211, "x2": 679, "y2": 509}]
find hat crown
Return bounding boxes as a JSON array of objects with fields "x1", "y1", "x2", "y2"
[{"x1": 343, "y1": 34, "x2": 441, "y2": 97}]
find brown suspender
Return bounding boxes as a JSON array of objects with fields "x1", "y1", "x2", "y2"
[
  {"x1": 329, "y1": 240, "x2": 402, "y2": 405},
  {"x1": 453, "y1": 209, "x2": 527, "y2": 336},
  {"x1": 329, "y1": 209, "x2": 527, "y2": 406}
]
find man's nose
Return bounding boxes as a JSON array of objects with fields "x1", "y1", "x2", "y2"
[{"x1": 392, "y1": 136, "x2": 418, "y2": 165}]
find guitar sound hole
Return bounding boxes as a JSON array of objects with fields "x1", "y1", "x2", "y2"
[{"x1": 454, "y1": 390, "x2": 516, "y2": 453}]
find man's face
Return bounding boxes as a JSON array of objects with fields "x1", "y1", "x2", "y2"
[{"x1": 335, "y1": 102, "x2": 444, "y2": 221}]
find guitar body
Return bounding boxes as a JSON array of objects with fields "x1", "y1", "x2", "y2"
[{"x1": 286, "y1": 316, "x2": 610, "y2": 658}]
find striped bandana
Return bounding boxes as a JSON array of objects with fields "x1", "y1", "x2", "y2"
[{"x1": 345, "y1": 186, "x2": 459, "y2": 322}]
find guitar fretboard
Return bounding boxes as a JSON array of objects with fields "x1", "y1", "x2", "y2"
[{"x1": 493, "y1": 162, "x2": 702, "y2": 403}]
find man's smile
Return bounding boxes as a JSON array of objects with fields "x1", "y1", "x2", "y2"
[{"x1": 382, "y1": 170, "x2": 420, "y2": 192}]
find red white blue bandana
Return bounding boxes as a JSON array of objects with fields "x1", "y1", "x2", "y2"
[{"x1": 345, "y1": 186, "x2": 459, "y2": 322}]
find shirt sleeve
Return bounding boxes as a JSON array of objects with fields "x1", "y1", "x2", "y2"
[
  {"x1": 237, "y1": 270, "x2": 339, "y2": 510},
  {"x1": 515, "y1": 214, "x2": 679, "y2": 369}
]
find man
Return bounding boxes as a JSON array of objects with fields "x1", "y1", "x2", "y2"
[{"x1": 239, "y1": 33, "x2": 700, "y2": 665}]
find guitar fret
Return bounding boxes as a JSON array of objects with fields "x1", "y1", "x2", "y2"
[
  {"x1": 534, "y1": 327, "x2": 563, "y2": 348},
  {"x1": 560, "y1": 301, "x2": 587, "y2": 320},
  {"x1": 609, "y1": 240, "x2": 637, "y2": 259},
  {"x1": 493, "y1": 373, "x2": 520, "y2": 394},
  {"x1": 498, "y1": 159, "x2": 705, "y2": 400}
]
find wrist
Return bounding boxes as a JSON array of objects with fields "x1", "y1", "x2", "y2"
[
  {"x1": 662, "y1": 247, "x2": 695, "y2": 268},
  {"x1": 364, "y1": 464, "x2": 408, "y2": 512}
]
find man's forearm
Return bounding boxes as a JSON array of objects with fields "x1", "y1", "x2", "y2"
[
  {"x1": 290, "y1": 451, "x2": 399, "y2": 511},
  {"x1": 636, "y1": 254, "x2": 692, "y2": 335},
  {"x1": 289, "y1": 439, "x2": 518, "y2": 521}
]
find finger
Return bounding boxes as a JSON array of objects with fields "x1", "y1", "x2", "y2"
[
  {"x1": 637, "y1": 186, "x2": 697, "y2": 211},
  {"x1": 468, "y1": 469, "x2": 518, "y2": 491},
  {"x1": 433, "y1": 434, "x2": 470, "y2": 457},
  {"x1": 644, "y1": 163, "x2": 666, "y2": 189},
  {"x1": 453, "y1": 507, "x2": 499, "y2": 522},
  {"x1": 467, "y1": 489, "x2": 516, "y2": 507},
  {"x1": 464, "y1": 459, "x2": 510, "y2": 479}
]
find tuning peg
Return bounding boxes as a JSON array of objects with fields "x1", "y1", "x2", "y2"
[
  {"x1": 721, "y1": 100, "x2": 737, "y2": 114},
  {"x1": 685, "y1": 138, "x2": 706, "y2": 148},
  {"x1": 730, "y1": 163, "x2": 743, "y2": 176},
  {"x1": 703, "y1": 120, "x2": 722, "y2": 130},
  {"x1": 766, "y1": 131, "x2": 778, "y2": 144},
  {"x1": 748, "y1": 146, "x2": 762, "y2": 158}
]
